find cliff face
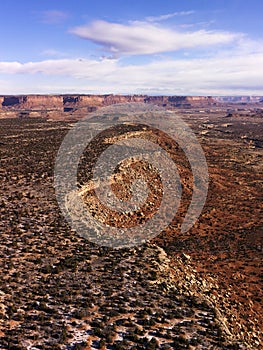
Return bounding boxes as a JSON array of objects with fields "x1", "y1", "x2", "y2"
[
  {"x1": 2, "y1": 95, "x2": 262, "y2": 114},
  {"x1": 63, "y1": 94, "x2": 148, "y2": 108},
  {"x1": 0, "y1": 94, "x2": 218, "y2": 117},
  {"x1": 1, "y1": 95, "x2": 63, "y2": 110},
  {"x1": 25, "y1": 95, "x2": 63, "y2": 109},
  {"x1": 145, "y1": 95, "x2": 215, "y2": 106}
]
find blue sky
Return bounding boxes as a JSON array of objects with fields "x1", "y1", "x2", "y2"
[{"x1": 0, "y1": 0, "x2": 263, "y2": 95}]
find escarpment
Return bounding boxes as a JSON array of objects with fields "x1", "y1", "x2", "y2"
[{"x1": 0, "y1": 94, "x2": 218, "y2": 119}]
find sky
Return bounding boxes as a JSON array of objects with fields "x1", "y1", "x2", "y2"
[{"x1": 0, "y1": 0, "x2": 263, "y2": 95}]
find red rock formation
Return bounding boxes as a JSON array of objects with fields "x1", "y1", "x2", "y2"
[
  {"x1": 0, "y1": 94, "x2": 218, "y2": 115},
  {"x1": 1, "y1": 95, "x2": 63, "y2": 110},
  {"x1": 25, "y1": 95, "x2": 63, "y2": 109}
]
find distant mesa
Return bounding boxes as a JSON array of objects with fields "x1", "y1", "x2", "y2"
[
  {"x1": 0, "y1": 94, "x2": 262, "y2": 120},
  {"x1": 0, "y1": 94, "x2": 217, "y2": 112}
]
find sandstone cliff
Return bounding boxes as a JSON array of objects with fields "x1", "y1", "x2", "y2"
[
  {"x1": 0, "y1": 94, "x2": 217, "y2": 114},
  {"x1": 1, "y1": 95, "x2": 63, "y2": 110}
]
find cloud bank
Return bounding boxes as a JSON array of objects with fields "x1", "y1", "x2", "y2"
[{"x1": 0, "y1": 49, "x2": 263, "y2": 95}]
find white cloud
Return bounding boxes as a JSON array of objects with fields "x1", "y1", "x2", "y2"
[
  {"x1": 0, "y1": 58, "x2": 117, "y2": 79},
  {"x1": 145, "y1": 11, "x2": 195, "y2": 22},
  {"x1": 0, "y1": 48, "x2": 263, "y2": 95},
  {"x1": 70, "y1": 20, "x2": 240, "y2": 55},
  {"x1": 41, "y1": 10, "x2": 69, "y2": 24}
]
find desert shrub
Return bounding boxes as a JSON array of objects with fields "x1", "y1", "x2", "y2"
[
  {"x1": 172, "y1": 335, "x2": 190, "y2": 349},
  {"x1": 98, "y1": 339, "x2": 106, "y2": 348},
  {"x1": 189, "y1": 337, "x2": 201, "y2": 345},
  {"x1": 105, "y1": 333, "x2": 114, "y2": 343},
  {"x1": 72, "y1": 342, "x2": 87, "y2": 350},
  {"x1": 146, "y1": 337, "x2": 159, "y2": 349},
  {"x1": 93, "y1": 327, "x2": 103, "y2": 338}
]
